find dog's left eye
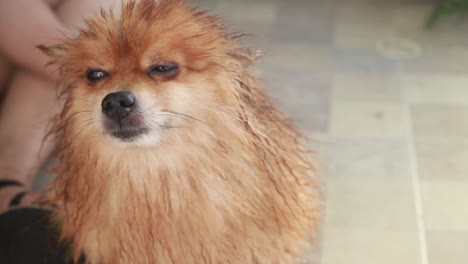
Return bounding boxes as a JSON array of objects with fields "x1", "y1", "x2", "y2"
[
  {"x1": 147, "y1": 64, "x2": 179, "y2": 77},
  {"x1": 87, "y1": 69, "x2": 109, "y2": 82}
]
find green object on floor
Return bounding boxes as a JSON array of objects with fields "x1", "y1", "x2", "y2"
[{"x1": 427, "y1": 0, "x2": 468, "y2": 28}]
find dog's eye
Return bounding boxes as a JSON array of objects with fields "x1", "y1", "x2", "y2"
[
  {"x1": 147, "y1": 64, "x2": 179, "y2": 77},
  {"x1": 86, "y1": 69, "x2": 109, "y2": 82}
]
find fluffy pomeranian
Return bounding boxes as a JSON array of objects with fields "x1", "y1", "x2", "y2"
[{"x1": 39, "y1": 0, "x2": 322, "y2": 263}]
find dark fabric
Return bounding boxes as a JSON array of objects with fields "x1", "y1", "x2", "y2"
[{"x1": 0, "y1": 207, "x2": 83, "y2": 264}]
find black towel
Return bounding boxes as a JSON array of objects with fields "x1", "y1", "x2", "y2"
[{"x1": 0, "y1": 207, "x2": 83, "y2": 264}]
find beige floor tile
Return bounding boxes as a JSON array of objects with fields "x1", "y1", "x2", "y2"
[
  {"x1": 190, "y1": 0, "x2": 220, "y2": 11},
  {"x1": 218, "y1": 1, "x2": 276, "y2": 48},
  {"x1": 218, "y1": 1, "x2": 277, "y2": 23},
  {"x1": 411, "y1": 105, "x2": 468, "y2": 139},
  {"x1": 333, "y1": 48, "x2": 399, "y2": 74},
  {"x1": 326, "y1": 178, "x2": 417, "y2": 231},
  {"x1": 402, "y1": 47, "x2": 468, "y2": 74},
  {"x1": 403, "y1": 75, "x2": 468, "y2": 105},
  {"x1": 415, "y1": 139, "x2": 468, "y2": 182},
  {"x1": 333, "y1": 74, "x2": 402, "y2": 102},
  {"x1": 328, "y1": 138, "x2": 411, "y2": 181},
  {"x1": 334, "y1": 23, "x2": 395, "y2": 50},
  {"x1": 397, "y1": 25, "x2": 468, "y2": 50},
  {"x1": 321, "y1": 228, "x2": 421, "y2": 264},
  {"x1": 261, "y1": 68, "x2": 331, "y2": 133},
  {"x1": 334, "y1": 5, "x2": 397, "y2": 49},
  {"x1": 426, "y1": 230, "x2": 468, "y2": 264},
  {"x1": 330, "y1": 102, "x2": 406, "y2": 137},
  {"x1": 259, "y1": 44, "x2": 332, "y2": 73},
  {"x1": 272, "y1": 1, "x2": 333, "y2": 45},
  {"x1": 421, "y1": 182, "x2": 468, "y2": 231},
  {"x1": 392, "y1": 3, "x2": 433, "y2": 31}
]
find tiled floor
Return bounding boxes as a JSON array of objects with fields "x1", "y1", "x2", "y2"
[
  {"x1": 31, "y1": 0, "x2": 468, "y2": 263},
  {"x1": 189, "y1": 0, "x2": 468, "y2": 263}
]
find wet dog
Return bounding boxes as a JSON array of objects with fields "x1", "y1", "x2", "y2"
[{"x1": 40, "y1": 1, "x2": 322, "y2": 263}]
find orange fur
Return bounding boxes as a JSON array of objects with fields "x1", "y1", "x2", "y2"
[{"x1": 41, "y1": 0, "x2": 322, "y2": 263}]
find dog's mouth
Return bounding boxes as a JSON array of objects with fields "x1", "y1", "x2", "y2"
[
  {"x1": 109, "y1": 127, "x2": 150, "y2": 141},
  {"x1": 103, "y1": 113, "x2": 150, "y2": 142}
]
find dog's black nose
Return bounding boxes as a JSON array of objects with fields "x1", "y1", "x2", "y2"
[{"x1": 101, "y1": 91, "x2": 136, "y2": 121}]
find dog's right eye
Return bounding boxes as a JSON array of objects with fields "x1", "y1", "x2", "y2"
[
  {"x1": 147, "y1": 63, "x2": 179, "y2": 77},
  {"x1": 86, "y1": 69, "x2": 109, "y2": 82}
]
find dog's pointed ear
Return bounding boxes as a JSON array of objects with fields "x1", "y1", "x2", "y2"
[{"x1": 37, "y1": 44, "x2": 68, "y2": 65}]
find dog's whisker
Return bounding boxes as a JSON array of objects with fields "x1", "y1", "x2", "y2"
[
  {"x1": 75, "y1": 117, "x2": 96, "y2": 129},
  {"x1": 140, "y1": 107, "x2": 208, "y2": 128},
  {"x1": 72, "y1": 118, "x2": 96, "y2": 139},
  {"x1": 160, "y1": 109, "x2": 205, "y2": 124},
  {"x1": 146, "y1": 113, "x2": 197, "y2": 123},
  {"x1": 75, "y1": 117, "x2": 95, "y2": 129},
  {"x1": 139, "y1": 105, "x2": 161, "y2": 113},
  {"x1": 62, "y1": 110, "x2": 94, "y2": 122},
  {"x1": 67, "y1": 99, "x2": 98, "y2": 105},
  {"x1": 145, "y1": 119, "x2": 192, "y2": 133},
  {"x1": 154, "y1": 99, "x2": 222, "y2": 114}
]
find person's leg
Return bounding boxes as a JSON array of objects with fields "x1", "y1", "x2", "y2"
[
  {"x1": 0, "y1": 70, "x2": 58, "y2": 211},
  {"x1": 0, "y1": 0, "x2": 116, "y2": 212}
]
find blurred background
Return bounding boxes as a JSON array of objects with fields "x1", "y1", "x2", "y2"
[{"x1": 190, "y1": 0, "x2": 468, "y2": 263}]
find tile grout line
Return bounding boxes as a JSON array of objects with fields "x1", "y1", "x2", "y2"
[{"x1": 399, "y1": 72, "x2": 429, "y2": 264}]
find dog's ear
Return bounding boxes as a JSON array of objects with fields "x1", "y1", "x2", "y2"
[{"x1": 37, "y1": 44, "x2": 68, "y2": 65}]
